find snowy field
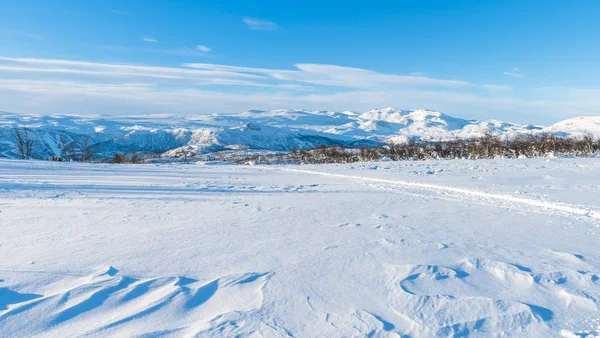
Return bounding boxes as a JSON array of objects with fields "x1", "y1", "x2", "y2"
[{"x1": 1, "y1": 158, "x2": 600, "y2": 337}]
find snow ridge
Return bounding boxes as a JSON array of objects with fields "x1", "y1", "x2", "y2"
[{"x1": 0, "y1": 108, "x2": 598, "y2": 159}]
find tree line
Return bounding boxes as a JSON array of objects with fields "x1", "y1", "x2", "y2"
[
  {"x1": 8, "y1": 125, "x2": 600, "y2": 164},
  {"x1": 237, "y1": 132, "x2": 600, "y2": 165}
]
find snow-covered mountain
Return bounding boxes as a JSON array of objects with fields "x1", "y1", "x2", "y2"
[
  {"x1": 542, "y1": 116, "x2": 600, "y2": 137},
  {"x1": 0, "y1": 108, "x2": 598, "y2": 159}
]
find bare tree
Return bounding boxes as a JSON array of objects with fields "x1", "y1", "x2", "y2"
[
  {"x1": 109, "y1": 153, "x2": 125, "y2": 164},
  {"x1": 11, "y1": 126, "x2": 35, "y2": 159},
  {"x1": 128, "y1": 152, "x2": 143, "y2": 164},
  {"x1": 152, "y1": 149, "x2": 163, "y2": 160},
  {"x1": 79, "y1": 136, "x2": 96, "y2": 162},
  {"x1": 252, "y1": 133, "x2": 600, "y2": 165},
  {"x1": 61, "y1": 141, "x2": 78, "y2": 161},
  {"x1": 60, "y1": 136, "x2": 97, "y2": 162}
]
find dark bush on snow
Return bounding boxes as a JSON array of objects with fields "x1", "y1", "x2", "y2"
[{"x1": 235, "y1": 132, "x2": 600, "y2": 165}]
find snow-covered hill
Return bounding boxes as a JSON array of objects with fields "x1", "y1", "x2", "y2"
[
  {"x1": 543, "y1": 116, "x2": 600, "y2": 138},
  {"x1": 0, "y1": 108, "x2": 597, "y2": 159}
]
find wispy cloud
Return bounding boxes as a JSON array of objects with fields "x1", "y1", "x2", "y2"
[
  {"x1": 110, "y1": 9, "x2": 129, "y2": 15},
  {"x1": 503, "y1": 72, "x2": 522, "y2": 78},
  {"x1": 0, "y1": 56, "x2": 592, "y2": 123},
  {"x1": 503, "y1": 67, "x2": 523, "y2": 78},
  {"x1": 142, "y1": 37, "x2": 158, "y2": 43},
  {"x1": 243, "y1": 18, "x2": 278, "y2": 31},
  {"x1": 2, "y1": 30, "x2": 46, "y2": 40},
  {"x1": 91, "y1": 45, "x2": 214, "y2": 57},
  {"x1": 482, "y1": 84, "x2": 513, "y2": 93},
  {"x1": 0, "y1": 57, "x2": 263, "y2": 82},
  {"x1": 196, "y1": 45, "x2": 212, "y2": 52},
  {"x1": 184, "y1": 63, "x2": 471, "y2": 89},
  {"x1": 0, "y1": 77, "x2": 592, "y2": 123},
  {"x1": 24, "y1": 33, "x2": 45, "y2": 40},
  {"x1": 0, "y1": 57, "x2": 468, "y2": 90}
]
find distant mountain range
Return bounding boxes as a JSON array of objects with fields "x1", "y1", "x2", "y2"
[{"x1": 1, "y1": 108, "x2": 599, "y2": 159}]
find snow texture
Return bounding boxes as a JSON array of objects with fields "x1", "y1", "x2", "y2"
[{"x1": 1, "y1": 158, "x2": 600, "y2": 337}]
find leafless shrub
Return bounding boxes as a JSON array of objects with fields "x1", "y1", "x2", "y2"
[
  {"x1": 79, "y1": 136, "x2": 97, "y2": 162},
  {"x1": 232, "y1": 132, "x2": 599, "y2": 165},
  {"x1": 109, "y1": 153, "x2": 125, "y2": 164},
  {"x1": 10, "y1": 126, "x2": 35, "y2": 159},
  {"x1": 127, "y1": 152, "x2": 143, "y2": 164},
  {"x1": 60, "y1": 136, "x2": 97, "y2": 162}
]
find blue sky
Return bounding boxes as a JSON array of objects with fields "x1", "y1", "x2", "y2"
[{"x1": 0, "y1": 0, "x2": 599, "y2": 123}]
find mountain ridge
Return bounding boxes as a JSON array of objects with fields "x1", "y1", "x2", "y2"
[{"x1": 1, "y1": 108, "x2": 598, "y2": 159}]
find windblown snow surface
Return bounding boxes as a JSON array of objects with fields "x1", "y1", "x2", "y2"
[{"x1": 1, "y1": 158, "x2": 600, "y2": 337}]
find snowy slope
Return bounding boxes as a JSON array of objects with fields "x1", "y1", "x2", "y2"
[
  {"x1": 0, "y1": 158, "x2": 599, "y2": 337},
  {"x1": 0, "y1": 109, "x2": 598, "y2": 159},
  {"x1": 544, "y1": 116, "x2": 600, "y2": 137}
]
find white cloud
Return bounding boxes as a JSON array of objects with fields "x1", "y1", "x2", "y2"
[
  {"x1": 0, "y1": 57, "x2": 469, "y2": 90},
  {"x1": 243, "y1": 18, "x2": 278, "y2": 31},
  {"x1": 503, "y1": 67, "x2": 523, "y2": 78},
  {"x1": 0, "y1": 56, "x2": 595, "y2": 124},
  {"x1": 24, "y1": 33, "x2": 45, "y2": 40},
  {"x1": 503, "y1": 72, "x2": 522, "y2": 78},
  {"x1": 196, "y1": 45, "x2": 212, "y2": 52},
  {"x1": 0, "y1": 78, "x2": 593, "y2": 124},
  {"x1": 482, "y1": 84, "x2": 513, "y2": 93},
  {"x1": 295, "y1": 64, "x2": 469, "y2": 88},
  {"x1": 142, "y1": 37, "x2": 158, "y2": 43},
  {"x1": 110, "y1": 9, "x2": 129, "y2": 15},
  {"x1": 161, "y1": 47, "x2": 212, "y2": 57},
  {"x1": 92, "y1": 45, "x2": 208, "y2": 57},
  {"x1": 183, "y1": 63, "x2": 470, "y2": 89},
  {"x1": 0, "y1": 57, "x2": 263, "y2": 82}
]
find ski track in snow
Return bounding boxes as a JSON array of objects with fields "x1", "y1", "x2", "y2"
[
  {"x1": 266, "y1": 166, "x2": 600, "y2": 223},
  {"x1": 1, "y1": 158, "x2": 599, "y2": 337}
]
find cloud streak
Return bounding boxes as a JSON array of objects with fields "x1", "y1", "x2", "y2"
[
  {"x1": 503, "y1": 67, "x2": 523, "y2": 78},
  {"x1": 482, "y1": 84, "x2": 513, "y2": 93},
  {"x1": 183, "y1": 63, "x2": 471, "y2": 89},
  {"x1": 110, "y1": 9, "x2": 129, "y2": 15},
  {"x1": 0, "y1": 57, "x2": 263, "y2": 81},
  {"x1": 0, "y1": 56, "x2": 595, "y2": 124},
  {"x1": 196, "y1": 45, "x2": 211, "y2": 52},
  {"x1": 0, "y1": 57, "x2": 469, "y2": 90},
  {"x1": 243, "y1": 18, "x2": 278, "y2": 31},
  {"x1": 0, "y1": 78, "x2": 594, "y2": 123}
]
